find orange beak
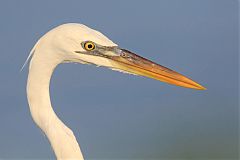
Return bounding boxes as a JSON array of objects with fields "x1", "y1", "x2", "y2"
[{"x1": 109, "y1": 49, "x2": 206, "y2": 90}]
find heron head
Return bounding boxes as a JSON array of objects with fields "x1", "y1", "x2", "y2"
[{"x1": 32, "y1": 23, "x2": 205, "y2": 90}]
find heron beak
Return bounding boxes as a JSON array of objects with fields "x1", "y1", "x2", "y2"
[{"x1": 109, "y1": 49, "x2": 206, "y2": 90}]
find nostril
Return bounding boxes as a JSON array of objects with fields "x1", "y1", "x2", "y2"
[{"x1": 121, "y1": 52, "x2": 127, "y2": 57}]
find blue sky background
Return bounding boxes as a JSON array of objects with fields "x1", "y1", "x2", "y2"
[{"x1": 0, "y1": 0, "x2": 238, "y2": 159}]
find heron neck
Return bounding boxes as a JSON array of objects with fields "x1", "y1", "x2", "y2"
[{"x1": 27, "y1": 50, "x2": 84, "y2": 159}]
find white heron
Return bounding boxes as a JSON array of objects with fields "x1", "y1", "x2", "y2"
[{"x1": 24, "y1": 23, "x2": 205, "y2": 159}]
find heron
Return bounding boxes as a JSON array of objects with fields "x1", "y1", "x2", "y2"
[{"x1": 24, "y1": 23, "x2": 205, "y2": 159}]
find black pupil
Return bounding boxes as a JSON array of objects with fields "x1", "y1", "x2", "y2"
[{"x1": 87, "y1": 44, "x2": 93, "y2": 49}]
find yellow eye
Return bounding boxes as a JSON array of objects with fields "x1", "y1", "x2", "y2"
[{"x1": 84, "y1": 41, "x2": 95, "y2": 51}]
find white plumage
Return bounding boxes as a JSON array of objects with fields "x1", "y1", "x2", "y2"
[{"x1": 25, "y1": 23, "x2": 205, "y2": 159}]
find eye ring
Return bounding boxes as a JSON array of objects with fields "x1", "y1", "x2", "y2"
[{"x1": 84, "y1": 41, "x2": 95, "y2": 51}]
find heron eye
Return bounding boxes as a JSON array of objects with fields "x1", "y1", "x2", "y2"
[{"x1": 84, "y1": 41, "x2": 95, "y2": 51}]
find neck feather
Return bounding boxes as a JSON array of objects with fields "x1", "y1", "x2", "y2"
[{"x1": 27, "y1": 49, "x2": 84, "y2": 159}]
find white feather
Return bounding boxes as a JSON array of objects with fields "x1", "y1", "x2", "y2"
[{"x1": 110, "y1": 68, "x2": 138, "y2": 76}]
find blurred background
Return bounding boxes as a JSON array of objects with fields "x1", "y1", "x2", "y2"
[{"x1": 0, "y1": 0, "x2": 238, "y2": 159}]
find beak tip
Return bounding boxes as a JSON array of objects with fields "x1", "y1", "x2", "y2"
[
  {"x1": 195, "y1": 84, "x2": 207, "y2": 90},
  {"x1": 200, "y1": 87, "x2": 207, "y2": 90}
]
